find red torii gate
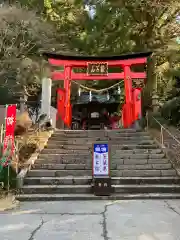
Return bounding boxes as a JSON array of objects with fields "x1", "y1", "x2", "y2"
[{"x1": 43, "y1": 52, "x2": 151, "y2": 128}]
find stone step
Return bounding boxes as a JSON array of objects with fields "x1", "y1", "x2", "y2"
[
  {"x1": 42, "y1": 148, "x2": 162, "y2": 154},
  {"x1": 51, "y1": 131, "x2": 150, "y2": 136},
  {"x1": 119, "y1": 159, "x2": 170, "y2": 164},
  {"x1": 38, "y1": 154, "x2": 90, "y2": 160},
  {"x1": 41, "y1": 149, "x2": 90, "y2": 154},
  {"x1": 48, "y1": 138, "x2": 155, "y2": 144},
  {"x1": 48, "y1": 140, "x2": 89, "y2": 145},
  {"x1": 45, "y1": 143, "x2": 159, "y2": 150},
  {"x1": 54, "y1": 129, "x2": 146, "y2": 134},
  {"x1": 49, "y1": 136, "x2": 153, "y2": 144},
  {"x1": 113, "y1": 149, "x2": 163, "y2": 154},
  {"x1": 27, "y1": 169, "x2": 177, "y2": 177},
  {"x1": 112, "y1": 177, "x2": 180, "y2": 185},
  {"x1": 119, "y1": 169, "x2": 176, "y2": 177},
  {"x1": 39, "y1": 152, "x2": 165, "y2": 160},
  {"x1": 50, "y1": 139, "x2": 153, "y2": 144},
  {"x1": 40, "y1": 154, "x2": 165, "y2": 159},
  {"x1": 32, "y1": 163, "x2": 172, "y2": 171},
  {"x1": 21, "y1": 185, "x2": 92, "y2": 194},
  {"x1": 45, "y1": 144, "x2": 90, "y2": 150},
  {"x1": 24, "y1": 176, "x2": 92, "y2": 185},
  {"x1": 107, "y1": 132, "x2": 150, "y2": 137},
  {"x1": 113, "y1": 153, "x2": 165, "y2": 159},
  {"x1": 18, "y1": 128, "x2": 179, "y2": 202},
  {"x1": 16, "y1": 193, "x2": 180, "y2": 201},
  {"x1": 36, "y1": 158, "x2": 170, "y2": 165},
  {"x1": 24, "y1": 176, "x2": 180, "y2": 185},
  {"x1": 36, "y1": 157, "x2": 90, "y2": 164},
  {"x1": 114, "y1": 184, "x2": 180, "y2": 193},
  {"x1": 53, "y1": 130, "x2": 149, "y2": 137},
  {"x1": 36, "y1": 157, "x2": 169, "y2": 165},
  {"x1": 27, "y1": 169, "x2": 92, "y2": 177},
  {"x1": 118, "y1": 145, "x2": 159, "y2": 149},
  {"x1": 50, "y1": 135, "x2": 152, "y2": 140},
  {"x1": 33, "y1": 163, "x2": 89, "y2": 170},
  {"x1": 48, "y1": 139, "x2": 155, "y2": 145},
  {"x1": 21, "y1": 184, "x2": 180, "y2": 195},
  {"x1": 53, "y1": 131, "x2": 105, "y2": 137},
  {"x1": 116, "y1": 163, "x2": 172, "y2": 170},
  {"x1": 40, "y1": 150, "x2": 164, "y2": 156},
  {"x1": 55, "y1": 128, "x2": 139, "y2": 132}
]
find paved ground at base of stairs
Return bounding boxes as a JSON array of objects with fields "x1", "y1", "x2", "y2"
[{"x1": 0, "y1": 200, "x2": 180, "y2": 240}]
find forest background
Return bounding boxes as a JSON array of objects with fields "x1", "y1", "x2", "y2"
[{"x1": 0, "y1": 0, "x2": 180, "y2": 126}]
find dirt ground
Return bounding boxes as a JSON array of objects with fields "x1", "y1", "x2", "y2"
[{"x1": 0, "y1": 193, "x2": 19, "y2": 211}]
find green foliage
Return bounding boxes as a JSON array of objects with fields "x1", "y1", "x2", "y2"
[
  {"x1": 1, "y1": 0, "x2": 180, "y2": 113},
  {"x1": 51, "y1": 0, "x2": 180, "y2": 102},
  {"x1": 0, "y1": 166, "x2": 17, "y2": 189},
  {"x1": 161, "y1": 76, "x2": 180, "y2": 126},
  {"x1": 17, "y1": 0, "x2": 44, "y2": 12},
  {"x1": 0, "y1": 141, "x2": 17, "y2": 189}
]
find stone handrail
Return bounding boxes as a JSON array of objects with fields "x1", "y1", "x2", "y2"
[
  {"x1": 149, "y1": 115, "x2": 180, "y2": 146},
  {"x1": 146, "y1": 112, "x2": 180, "y2": 175}
]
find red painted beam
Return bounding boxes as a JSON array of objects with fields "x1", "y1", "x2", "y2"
[
  {"x1": 131, "y1": 72, "x2": 146, "y2": 79},
  {"x1": 48, "y1": 58, "x2": 147, "y2": 67},
  {"x1": 51, "y1": 71, "x2": 146, "y2": 80}
]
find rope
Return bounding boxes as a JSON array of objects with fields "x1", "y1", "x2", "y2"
[{"x1": 71, "y1": 80, "x2": 124, "y2": 93}]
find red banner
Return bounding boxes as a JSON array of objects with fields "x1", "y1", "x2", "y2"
[{"x1": 3, "y1": 105, "x2": 16, "y2": 166}]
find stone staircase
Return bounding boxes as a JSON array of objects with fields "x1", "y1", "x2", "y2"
[{"x1": 16, "y1": 129, "x2": 180, "y2": 201}]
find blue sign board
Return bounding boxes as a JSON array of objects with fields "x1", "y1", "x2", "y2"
[{"x1": 93, "y1": 143, "x2": 109, "y2": 176}]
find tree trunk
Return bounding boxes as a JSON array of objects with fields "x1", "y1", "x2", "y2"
[
  {"x1": 19, "y1": 94, "x2": 27, "y2": 113},
  {"x1": 142, "y1": 55, "x2": 156, "y2": 115}
]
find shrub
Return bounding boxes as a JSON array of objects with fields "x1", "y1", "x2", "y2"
[{"x1": 0, "y1": 142, "x2": 17, "y2": 189}]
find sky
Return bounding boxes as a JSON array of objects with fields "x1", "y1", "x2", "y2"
[{"x1": 84, "y1": 4, "x2": 96, "y2": 19}]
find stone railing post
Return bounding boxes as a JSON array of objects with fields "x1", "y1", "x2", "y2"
[{"x1": 41, "y1": 77, "x2": 52, "y2": 119}]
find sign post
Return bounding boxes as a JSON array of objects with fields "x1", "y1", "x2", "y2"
[{"x1": 92, "y1": 142, "x2": 112, "y2": 196}]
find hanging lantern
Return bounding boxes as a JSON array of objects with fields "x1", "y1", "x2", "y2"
[
  {"x1": 89, "y1": 91, "x2": 92, "y2": 102},
  {"x1": 78, "y1": 87, "x2": 81, "y2": 96},
  {"x1": 107, "y1": 91, "x2": 110, "y2": 100},
  {"x1": 118, "y1": 85, "x2": 121, "y2": 94}
]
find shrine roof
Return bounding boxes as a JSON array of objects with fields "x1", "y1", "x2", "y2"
[{"x1": 42, "y1": 51, "x2": 152, "y2": 61}]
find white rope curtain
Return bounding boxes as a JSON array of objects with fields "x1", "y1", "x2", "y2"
[{"x1": 72, "y1": 80, "x2": 123, "y2": 93}]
